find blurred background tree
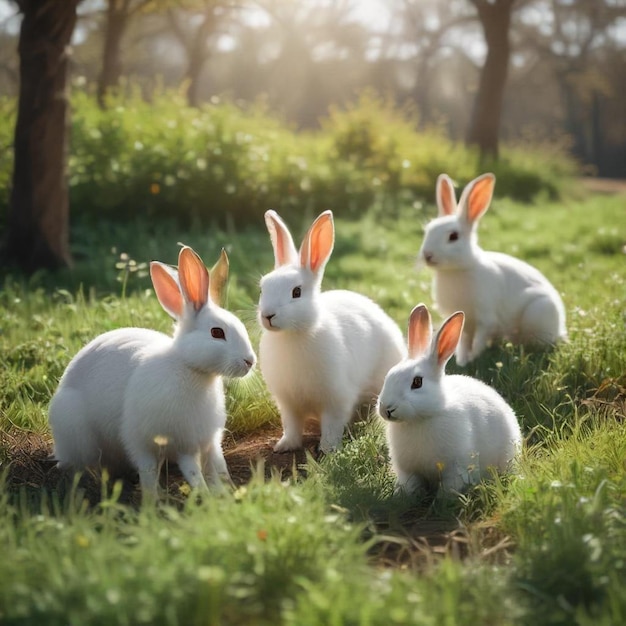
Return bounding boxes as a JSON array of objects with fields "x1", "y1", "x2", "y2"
[
  {"x1": 97, "y1": 0, "x2": 152, "y2": 108},
  {"x1": 0, "y1": 0, "x2": 623, "y2": 272},
  {"x1": 2, "y1": 0, "x2": 82, "y2": 272},
  {"x1": 1, "y1": 0, "x2": 623, "y2": 170},
  {"x1": 465, "y1": 0, "x2": 516, "y2": 160}
]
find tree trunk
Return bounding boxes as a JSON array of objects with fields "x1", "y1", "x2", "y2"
[
  {"x1": 185, "y1": 49, "x2": 206, "y2": 108},
  {"x1": 414, "y1": 55, "x2": 433, "y2": 129},
  {"x1": 466, "y1": 0, "x2": 514, "y2": 161},
  {"x1": 557, "y1": 70, "x2": 588, "y2": 164},
  {"x1": 97, "y1": 0, "x2": 130, "y2": 109},
  {"x1": 3, "y1": 0, "x2": 77, "y2": 273},
  {"x1": 590, "y1": 90, "x2": 603, "y2": 173},
  {"x1": 184, "y1": 12, "x2": 216, "y2": 108}
]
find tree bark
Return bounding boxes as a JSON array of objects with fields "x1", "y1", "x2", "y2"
[
  {"x1": 185, "y1": 44, "x2": 208, "y2": 108},
  {"x1": 185, "y1": 12, "x2": 216, "y2": 108},
  {"x1": 466, "y1": 0, "x2": 514, "y2": 161},
  {"x1": 97, "y1": 0, "x2": 131, "y2": 109},
  {"x1": 167, "y1": 7, "x2": 217, "y2": 108},
  {"x1": 3, "y1": 0, "x2": 78, "y2": 273}
]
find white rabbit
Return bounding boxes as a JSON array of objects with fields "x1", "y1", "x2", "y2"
[
  {"x1": 258, "y1": 209, "x2": 406, "y2": 453},
  {"x1": 49, "y1": 247, "x2": 256, "y2": 499},
  {"x1": 419, "y1": 172, "x2": 567, "y2": 366},
  {"x1": 378, "y1": 304, "x2": 522, "y2": 496}
]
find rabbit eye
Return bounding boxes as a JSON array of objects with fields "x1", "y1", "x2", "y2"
[
  {"x1": 211, "y1": 327, "x2": 226, "y2": 340},
  {"x1": 448, "y1": 231, "x2": 459, "y2": 242},
  {"x1": 411, "y1": 376, "x2": 423, "y2": 390},
  {"x1": 292, "y1": 286, "x2": 302, "y2": 299}
]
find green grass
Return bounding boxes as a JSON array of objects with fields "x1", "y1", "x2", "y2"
[{"x1": 0, "y1": 192, "x2": 625, "y2": 624}]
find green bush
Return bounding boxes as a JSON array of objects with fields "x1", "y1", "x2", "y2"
[
  {"x1": 0, "y1": 88, "x2": 579, "y2": 227},
  {"x1": 324, "y1": 91, "x2": 476, "y2": 202},
  {"x1": 69, "y1": 91, "x2": 312, "y2": 226}
]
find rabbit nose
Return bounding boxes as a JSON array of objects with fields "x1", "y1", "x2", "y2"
[
  {"x1": 424, "y1": 252, "x2": 434, "y2": 264},
  {"x1": 244, "y1": 357, "x2": 255, "y2": 369},
  {"x1": 385, "y1": 407, "x2": 397, "y2": 420},
  {"x1": 265, "y1": 314, "x2": 275, "y2": 326}
]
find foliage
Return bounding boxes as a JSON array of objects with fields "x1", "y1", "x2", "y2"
[
  {"x1": 68, "y1": 89, "x2": 315, "y2": 226},
  {"x1": 324, "y1": 91, "x2": 576, "y2": 204},
  {"x1": 0, "y1": 474, "x2": 369, "y2": 625},
  {"x1": 501, "y1": 420, "x2": 626, "y2": 624},
  {"x1": 0, "y1": 88, "x2": 580, "y2": 230}
]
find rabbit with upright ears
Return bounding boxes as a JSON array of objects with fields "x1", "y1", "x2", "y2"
[
  {"x1": 419, "y1": 172, "x2": 567, "y2": 366},
  {"x1": 258, "y1": 209, "x2": 406, "y2": 453},
  {"x1": 49, "y1": 246, "x2": 256, "y2": 500},
  {"x1": 378, "y1": 303, "x2": 522, "y2": 496}
]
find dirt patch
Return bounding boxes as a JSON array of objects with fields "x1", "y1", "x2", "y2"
[
  {"x1": 581, "y1": 177, "x2": 626, "y2": 195},
  {"x1": 1, "y1": 423, "x2": 321, "y2": 507},
  {"x1": 222, "y1": 422, "x2": 321, "y2": 485}
]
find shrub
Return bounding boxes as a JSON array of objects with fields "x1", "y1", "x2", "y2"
[{"x1": 0, "y1": 87, "x2": 580, "y2": 228}]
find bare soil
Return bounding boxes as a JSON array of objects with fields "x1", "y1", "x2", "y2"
[
  {"x1": 580, "y1": 176, "x2": 626, "y2": 195},
  {"x1": 1, "y1": 423, "x2": 320, "y2": 506}
]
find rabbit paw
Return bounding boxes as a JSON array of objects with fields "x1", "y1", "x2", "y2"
[
  {"x1": 394, "y1": 473, "x2": 426, "y2": 497},
  {"x1": 273, "y1": 435, "x2": 302, "y2": 453},
  {"x1": 318, "y1": 435, "x2": 342, "y2": 454},
  {"x1": 455, "y1": 353, "x2": 469, "y2": 367}
]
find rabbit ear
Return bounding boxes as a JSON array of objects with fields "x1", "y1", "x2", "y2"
[
  {"x1": 265, "y1": 210, "x2": 298, "y2": 268},
  {"x1": 433, "y1": 311, "x2": 464, "y2": 369},
  {"x1": 459, "y1": 173, "x2": 495, "y2": 225},
  {"x1": 178, "y1": 246, "x2": 210, "y2": 312},
  {"x1": 209, "y1": 248, "x2": 229, "y2": 307},
  {"x1": 436, "y1": 174, "x2": 457, "y2": 217},
  {"x1": 151, "y1": 261, "x2": 183, "y2": 319},
  {"x1": 157, "y1": 261, "x2": 181, "y2": 286},
  {"x1": 299, "y1": 210, "x2": 334, "y2": 274},
  {"x1": 408, "y1": 303, "x2": 432, "y2": 359}
]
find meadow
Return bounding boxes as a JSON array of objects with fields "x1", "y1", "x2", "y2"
[{"x1": 0, "y1": 180, "x2": 624, "y2": 624}]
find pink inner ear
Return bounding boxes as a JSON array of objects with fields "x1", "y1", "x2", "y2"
[
  {"x1": 467, "y1": 175, "x2": 495, "y2": 223},
  {"x1": 275, "y1": 230, "x2": 287, "y2": 265},
  {"x1": 178, "y1": 248, "x2": 209, "y2": 311},
  {"x1": 436, "y1": 312, "x2": 464, "y2": 366},
  {"x1": 438, "y1": 177, "x2": 456, "y2": 216},
  {"x1": 151, "y1": 263, "x2": 183, "y2": 318},
  {"x1": 301, "y1": 212, "x2": 334, "y2": 273},
  {"x1": 408, "y1": 304, "x2": 432, "y2": 359},
  {"x1": 268, "y1": 219, "x2": 286, "y2": 265},
  {"x1": 266, "y1": 211, "x2": 296, "y2": 268}
]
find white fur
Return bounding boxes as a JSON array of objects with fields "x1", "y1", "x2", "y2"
[
  {"x1": 258, "y1": 210, "x2": 406, "y2": 453},
  {"x1": 378, "y1": 304, "x2": 522, "y2": 495},
  {"x1": 49, "y1": 247, "x2": 256, "y2": 499},
  {"x1": 419, "y1": 172, "x2": 567, "y2": 365}
]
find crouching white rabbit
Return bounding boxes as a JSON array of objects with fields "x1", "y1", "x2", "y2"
[
  {"x1": 258, "y1": 209, "x2": 406, "y2": 453},
  {"x1": 378, "y1": 303, "x2": 522, "y2": 496},
  {"x1": 419, "y1": 172, "x2": 567, "y2": 365},
  {"x1": 49, "y1": 246, "x2": 256, "y2": 499}
]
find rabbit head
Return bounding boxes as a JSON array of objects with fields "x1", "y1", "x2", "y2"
[
  {"x1": 419, "y1": 173, "x2": 495, "y2": 270},
  {"x1": 378, "y1": 304, "x2": 464, "y2": 423},
  {"x1": 258, "y1": 210, "x2": 334, "y2": 332},
  {"x1": 151, "y1": 246, "x2": 256, "y2": 378}
]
